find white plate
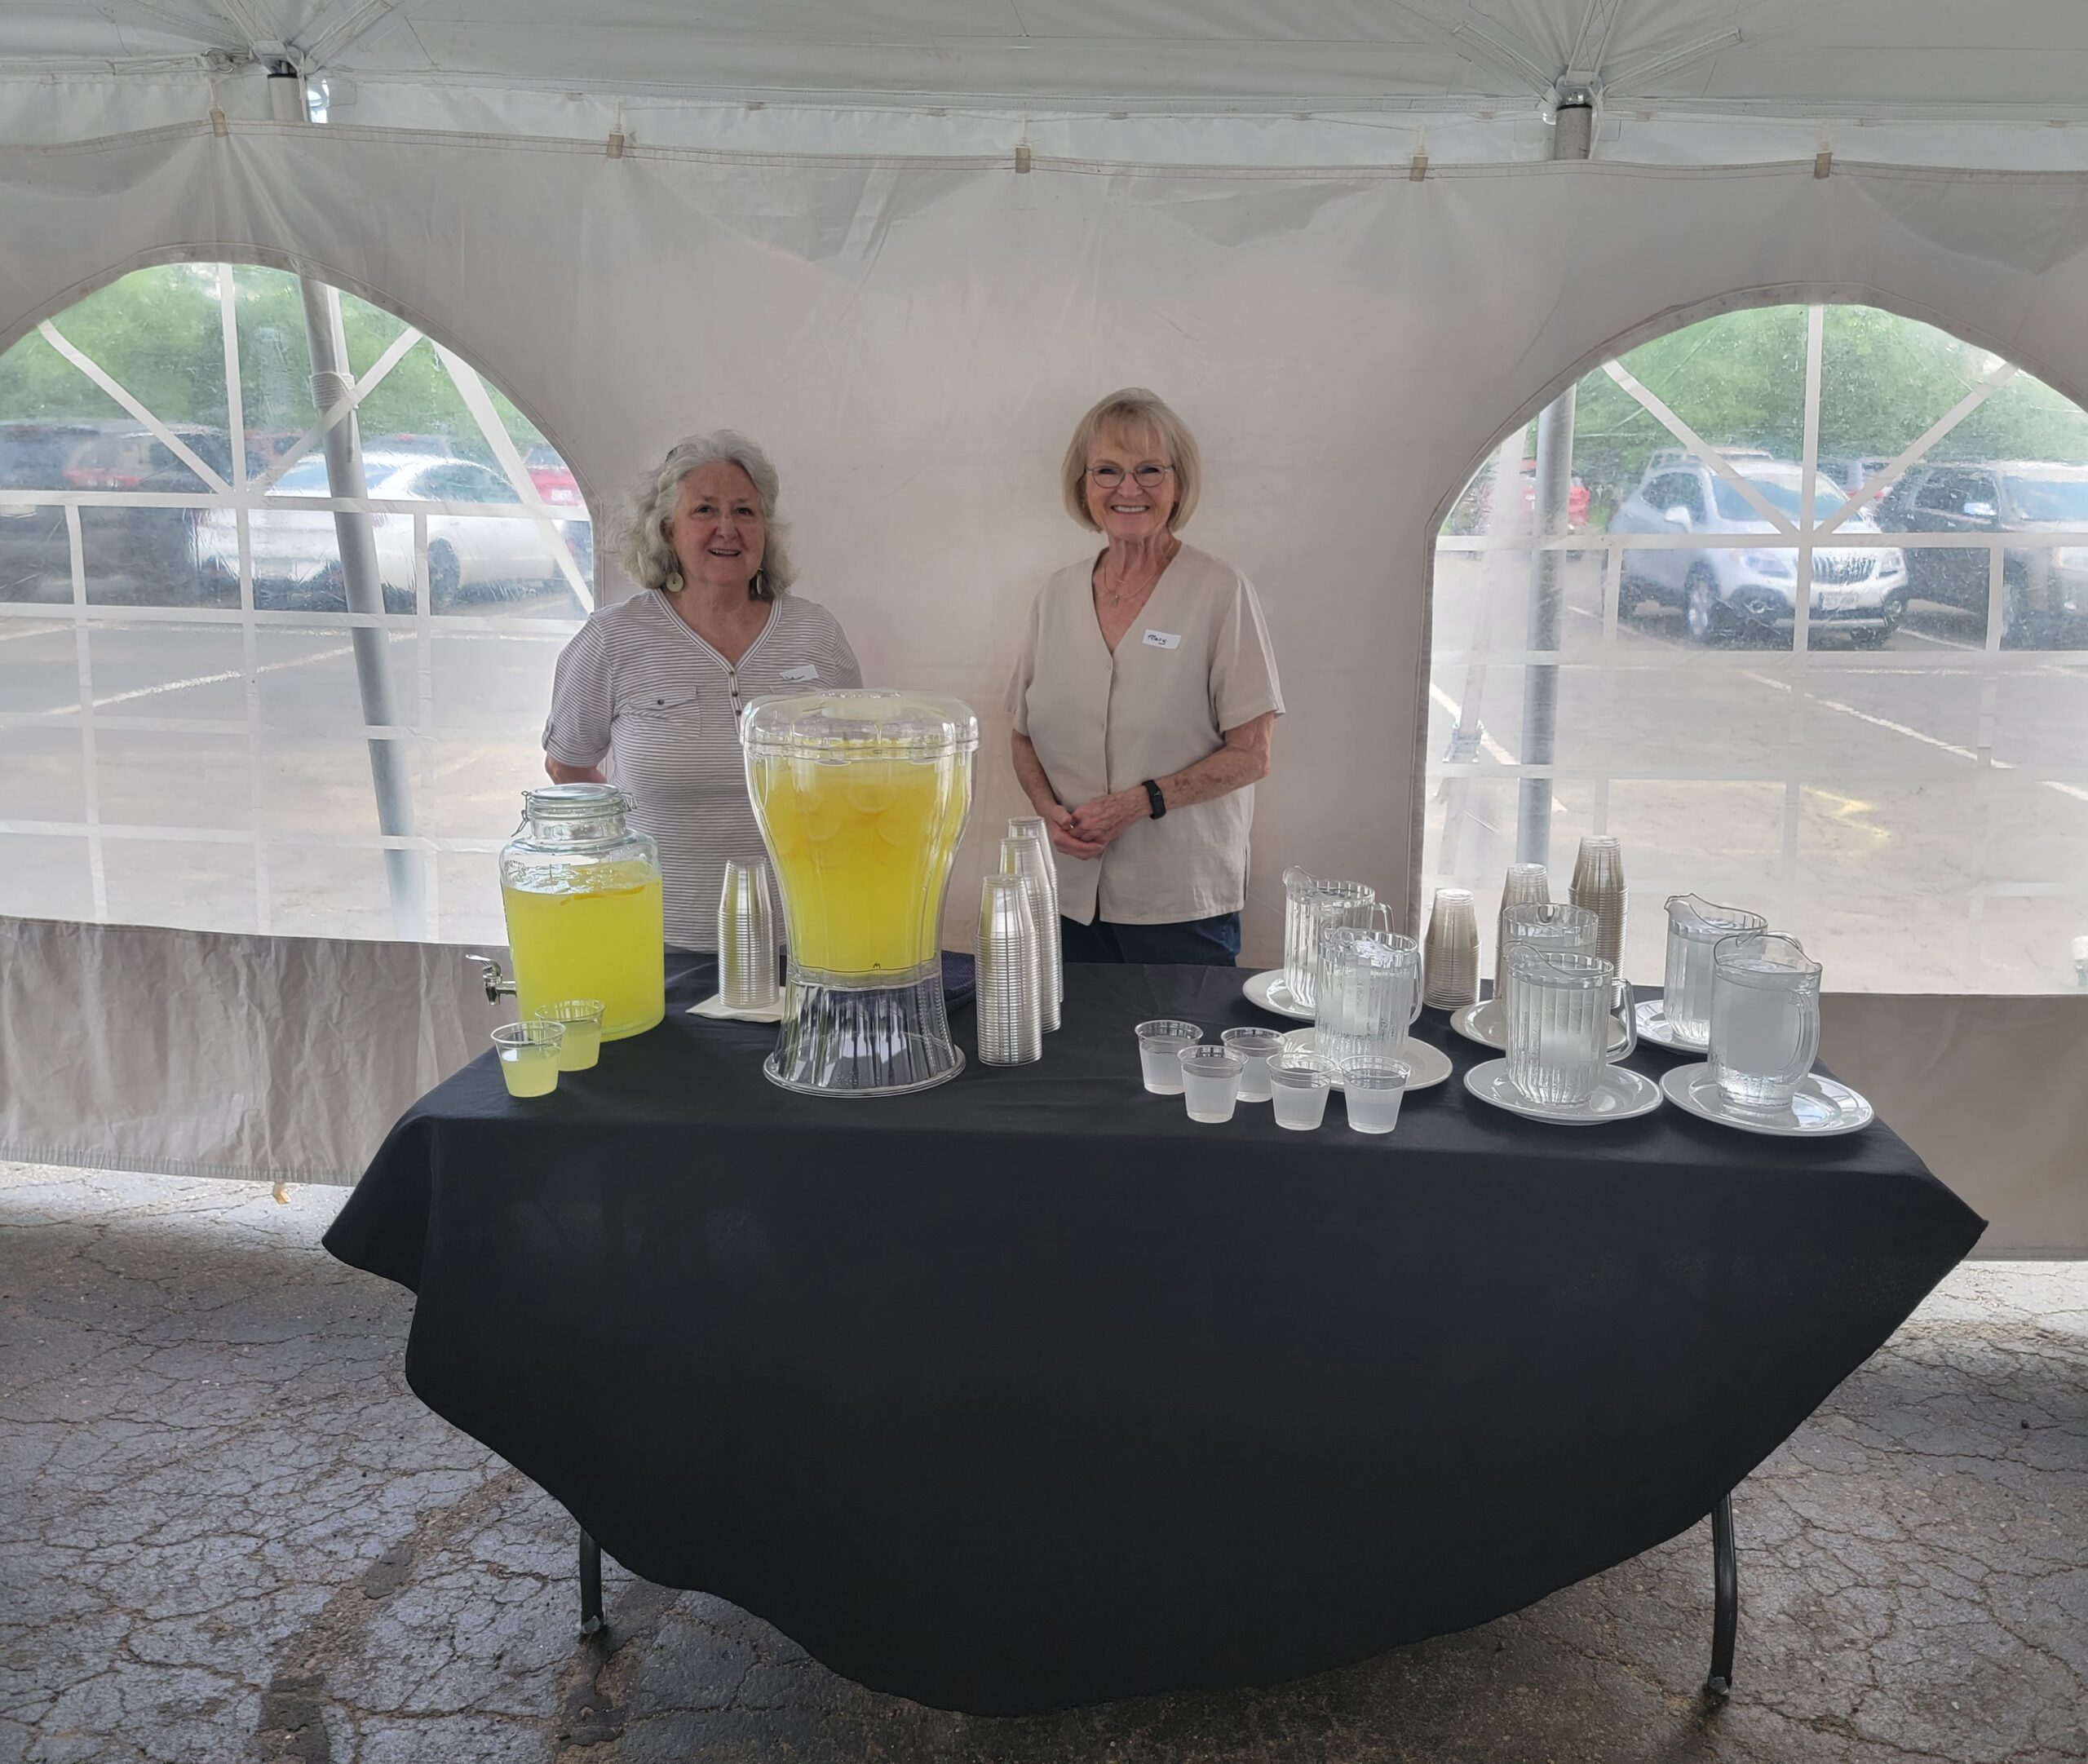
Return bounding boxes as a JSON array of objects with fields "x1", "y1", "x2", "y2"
[
  {"x1": 1635, "y1": 1000, "x2": 1709, "y2": 1053},
  {"x1": 1243, "y1": 968, "x2": 1315, "y2": 1021},
  {"x1": 1660, "y1": 1063, "x2": 1874, "y2": 1137},
  {"x1": 1452, "y1": 998, "x2": 1629, "y2": 1054},
  {"x1": 1280, "y1": 1028, "x2": 1452, "y2": 1091},
  {"x1": 1462, "y1": 1057, "x2": 1664, "y2": 1125}
]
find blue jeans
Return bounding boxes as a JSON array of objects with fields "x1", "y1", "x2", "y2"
[{"x1": 1059, "y1": 912, "x2": 1241, "y2": 966}]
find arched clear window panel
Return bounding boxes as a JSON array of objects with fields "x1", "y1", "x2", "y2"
[
  {"x1": 0, "y1": 262, "x2": 593, "y2": 944},
  {"x1": 1426, "y1": 303, "x2": 2088, "y2": 995}
]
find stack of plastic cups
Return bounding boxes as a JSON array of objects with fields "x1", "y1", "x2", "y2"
[
  {"x1": 1570, "y1": 834, "x2": 1628, "y2": 974},
  {"x1": 1494, "y1": 862, "x2": 1551, "y2": 1006},
  {"x1": 975, "y1": 874, "x2": 1043, "y2": 1065},
  {"x1": 1006, "y1": 818, "x2": 1064, "y2": 1018},
  {"x1": 718, "y1": 857, "x2": 779, "y2": 1010},
  {"x1": 1001, "y1": 833, "x2": 1061, "y2": 1033},
  {"x1": 1420, "y1": 887, "x2": 1481, "y2": 1009}
]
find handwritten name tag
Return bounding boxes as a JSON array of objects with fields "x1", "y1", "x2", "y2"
[
  {"x1": 778, "y1": 664, "x2": 820, "y2": 683},
  {"x1": 1141, "y1": 630, "x2": 1182, "y2": 650}
]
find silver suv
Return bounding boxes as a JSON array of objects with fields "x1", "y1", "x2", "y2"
[{"x1": 1611, "y1": 455, "x2": 1910, "y2": 646}]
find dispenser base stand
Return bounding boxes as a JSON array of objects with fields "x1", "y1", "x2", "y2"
[{"x1": 763, "y1": 961, "x2": 965, "y2": 1097}]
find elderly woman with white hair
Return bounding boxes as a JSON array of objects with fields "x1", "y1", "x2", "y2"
[
  {"x1": 1006, "y1": 387, "x2": 1284, "y2": 966},
  {"x1": 542, "y1": 431, "x2": 860, "y2": 949}
]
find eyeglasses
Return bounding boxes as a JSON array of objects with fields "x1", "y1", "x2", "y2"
[{"x1": 1086, "y1": 463, "x2": 1174, "y2": 490}]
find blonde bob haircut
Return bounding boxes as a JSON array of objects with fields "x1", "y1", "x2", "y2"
[
  {"x1": 610, "y1": 430, "x2": 796, "y2": 601},
  {"x1": 1060, "y1": 387, "x2": 1201, "y2": 533}
]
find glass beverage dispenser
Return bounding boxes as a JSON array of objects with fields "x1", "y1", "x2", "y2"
[
  {"x1": 498, "y1": 784, "x2": 665, "y2": 1040},
  {"x1": 743, "y1": 690, "x2": 977, "y2": 1095}
]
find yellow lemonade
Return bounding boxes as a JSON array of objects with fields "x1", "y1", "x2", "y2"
[
  {"x1": 751, "y1": 751, "x2": 969, "y2": 975},
  {"x1": 501, "y1": 868, "x2": 665, "y2": 1039},
  {"x1": 498, "y1": 1047, "x2": 560, "y2": 1097}
]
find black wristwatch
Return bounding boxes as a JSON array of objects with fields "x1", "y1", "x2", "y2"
[{"x1": 1141, "y1": 778, "x2": 1167, "y2": 820}]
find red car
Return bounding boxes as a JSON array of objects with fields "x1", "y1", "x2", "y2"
[
  {"x1": 524, "y1": 443, "x2": 584, "y2": 510},
  {"x1": 1469, "y1": 462, "x2": 1589, "y2": 535},
  {"x1": 1517, "y1": 464, "x2": 1590, "y2": 534}
]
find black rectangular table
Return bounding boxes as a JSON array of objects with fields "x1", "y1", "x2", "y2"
[{"x1": 325, "y1": 956, "x2": 1981, "y2": 1713}]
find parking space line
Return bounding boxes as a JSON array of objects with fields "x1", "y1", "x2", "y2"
[
  {"x1": 1742, "y1": 668, "x2": 2088, "y2": 804},
  {"x1": 1428, "y1": 682, "x2": 1568, "y2": 813},
  {"x1": 32, "y1": 630, "x2": 415, "y2": 716}
]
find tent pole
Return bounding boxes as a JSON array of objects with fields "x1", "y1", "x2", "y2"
[
  {"x1": 1514, "y1": 90, "x2": 1594, "y2": 869},
  {"x1": 266, "y1": 69, "x2": 426, "y2": 940}
]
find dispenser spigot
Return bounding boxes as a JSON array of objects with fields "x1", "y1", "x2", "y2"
[{"x1": 467, "y1": 954, "x2": 517, "y2": 1003}]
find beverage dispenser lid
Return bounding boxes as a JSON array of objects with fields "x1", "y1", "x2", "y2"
[
  {"x1": 741, "y1": 689, "x2": 979, "y2": 759},
  {"x1": 522, "y1": 781, "x2": 633, "y2": 819}
]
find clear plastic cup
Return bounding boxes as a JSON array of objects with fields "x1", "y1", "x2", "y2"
[
  {"x1": 1135, "y1": 1019, "x2": 1202, "y2": 1094},
  {"x1": 533, "y1": 998, "x2": 605, "y2": 1071},
  {"x1": 493, "y1": 1021, "x2": 564, "y2": 1098},
  {"x1": 1221, "y1": 1027, "x2": 1288, "y2": 1103},
  {"x1": 1342, "y1": 1059, "x2": 1412, "y2": 1134},
  {"x1": 1178, "y1": 1044, "x2": 1247, "y2": 1123},
  {"x1": 1267, "y1": 1052, "x2": 1334, "y2": 1131}
]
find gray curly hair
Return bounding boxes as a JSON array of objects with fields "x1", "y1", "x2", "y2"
[{"x1": 610, "y1": 431, "x2": 797, "y2": 600}]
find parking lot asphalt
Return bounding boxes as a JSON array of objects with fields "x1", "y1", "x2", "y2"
[{"x1": 1424, "y1": 551, "x2": 2088, "y2": 993}]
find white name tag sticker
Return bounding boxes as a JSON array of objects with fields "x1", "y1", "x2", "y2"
[
  {"x1": 1142, "y1": 629, "x2": 1182, "y2": 650},
  {"x1": 778, "y1": 664, "x2": 820, "y2": 683}
]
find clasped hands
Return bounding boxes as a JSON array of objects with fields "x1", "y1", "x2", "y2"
[{"x1": 1042, "y1": 789, "x2": 1150, "y2": 859}]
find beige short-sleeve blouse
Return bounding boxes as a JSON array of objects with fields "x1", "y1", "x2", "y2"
[{"x1": 1005, "y1": 542, "x2": 1284, "y2": 926}]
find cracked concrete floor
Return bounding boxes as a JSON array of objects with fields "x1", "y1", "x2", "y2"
[{"x1": 2, "y1": 1163, "x2": 2082, "y2": 1764}]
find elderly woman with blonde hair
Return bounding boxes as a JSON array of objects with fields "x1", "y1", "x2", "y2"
[
  {"x1": 542, "y1": 431, "x2": 860, "y2": 950},
  {"x1": 1006, "y1": 388, "x2": 1284, "y2": 966}
]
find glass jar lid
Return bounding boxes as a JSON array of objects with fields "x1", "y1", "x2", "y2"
[
  {"x1": 740, "y1": 690, "x2": 979, "y2": 760},
  {"x1": 523, "y1": 782, "x2": 633, "y2": 820}
]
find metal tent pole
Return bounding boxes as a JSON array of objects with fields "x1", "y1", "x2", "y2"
[
  {"x1": 1514, "y1": 89, "x2": 1595, "y2": 869},
  {"x1": 265, "y1": 69, "x2": 426, "y2": 939}
]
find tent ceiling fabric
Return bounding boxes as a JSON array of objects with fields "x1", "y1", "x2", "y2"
[{"x1": 7, "y1": 1, "x2": 2088, "y2": 124}]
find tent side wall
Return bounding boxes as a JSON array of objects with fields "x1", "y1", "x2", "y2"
[{"x1": 0, "y1": 122, "x2": 2082, "y2": 1247}]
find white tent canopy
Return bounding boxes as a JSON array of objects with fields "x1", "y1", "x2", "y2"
[
  {"x1": 11, "y1": 1, "x2": 2088, "y2": 166},
  {"x1": 0, "y1": 3, "x2": 2083, "y2": 1251}
]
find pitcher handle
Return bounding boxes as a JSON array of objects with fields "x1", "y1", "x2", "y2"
[{"x1": 1611, "y1": 976, "x2": 1638, "y2": 1062}]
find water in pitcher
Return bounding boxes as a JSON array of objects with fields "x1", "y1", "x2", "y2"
[{"x1": 1710, "y1": 955, "x2": 1820, "y2": 1108}]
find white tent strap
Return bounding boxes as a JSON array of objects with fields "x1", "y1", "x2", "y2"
[{"x1": 17, "y1": 111, "x2": 2088, "y2": 185}]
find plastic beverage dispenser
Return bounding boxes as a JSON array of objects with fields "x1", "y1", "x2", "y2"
[
  {"x1": 743, "y1": 690, "x2": 977, "y2": 1095},
  {"x1": 498, "y1": 784, "x2": 666, "y2": 1040}
]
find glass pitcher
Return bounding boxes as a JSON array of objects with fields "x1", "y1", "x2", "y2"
[
  {"x1": 1504, "y1": 948, "x2": 1635, "y2": 1108},
  {"x1": 1662, "y1": 895, "x2": 1769, "y2": 1046},
  {"x1": 499, "y1": 784, "x2": 665, "y2": 1041},
  {"x1": 1287, "y1": 877, "x2": 1377, "y2": 1010},
  {"x1": 1494, "y1": 901, "x2": 1598, "y2": 1019},
  {"x1": 1315, "y1": 928, "x2": 1422, "y2": 1071},
  {"x1": 745, "y1": 689, "x2": 977, "y2": 1096},
  {"x1": 1710, "y1": 932, "x2": 1821, "y2": 1111}
]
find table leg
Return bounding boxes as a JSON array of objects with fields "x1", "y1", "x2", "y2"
[
  {"x1": 578, "y1": 1527, "x2": 604, "y2": 1639},
  {"x1": 1706, "y1": 1492, "x2": 1736, "y2": 1695}
]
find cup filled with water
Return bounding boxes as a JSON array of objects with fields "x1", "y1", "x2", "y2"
[
  {"x1": 493, "y1": 1021, "x2": 565, "y2": 1098},
  {"x1": 1135, "y1": 1020, "x2": 1203, "y2": 1094}
]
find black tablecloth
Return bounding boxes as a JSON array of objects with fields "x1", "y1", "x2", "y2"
[{"x1": 326, "y1": 958, "x2": 1982, "y2": 1713}]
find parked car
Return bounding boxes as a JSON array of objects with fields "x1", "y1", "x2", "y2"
[
  {"x1": 197, "y1": 452, "x2": 579, "y2": 612},
  {"x1": 65, "y1": 425, "x2": 241, "y2": 606},
  {"x1": 0, "y1": 420, "x2": 106, "y2": 600},
  {"x1": 1454, "y1": 460, "x2": 1589, "y2": 537},
  {"x1": 1876, "y1": 460, "x2": 2088, "y2": 643},
  {"x1": 1609, "y1": 454, "x2": 1910, "y2": 644},
  {"x1": 524, "y1": 443, "x2": 584, "y2": 510},
  {"x1": 0, "y1": 422, "x2": 241, "y2": 606},
  {"x1": 1816, "y1": 455, "x2": 1892, "y2": 496}
]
